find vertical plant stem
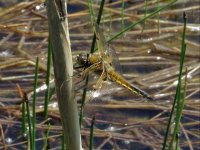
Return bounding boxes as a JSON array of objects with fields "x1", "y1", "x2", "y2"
[
  {"x1": 88, "y1": 0, "x2": 105, "y2": 54},
  {"x1": 169, "y1": 45, "x2": 187, "y2": 149},
  {"x1": 24, "y1": 92, "x2": 33, "y2": 150},
  {"x1": 162, "y1": 12, "x2": 187, "y2": 150},
  {"x1": 44, "y1": 37, "x2": 52, "y2": 118},
  {"x1": 79, "y1": 74, "x2": 89, "y2": 127},
  {"x1": 62, "y1": 133, "x2": 66, "y2": 150},
  {"x1": 22, "y1": 101, "x2": 26, "y2": 138},
  {"x1": 45, "y1": 0, "x2": 81, "y2": 149},
  {"x1": 32, "y1": 57, "x2": 39, "y2": 150},
  {"x1": 43, "y1": 123, "x2": 50, "y2": 150}
]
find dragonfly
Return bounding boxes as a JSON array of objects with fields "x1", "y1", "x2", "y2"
[{"x1": 76, "y1": 24, "x2": 153, "y2": 101}]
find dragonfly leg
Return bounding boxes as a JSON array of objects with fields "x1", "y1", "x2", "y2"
[
  {"x1": 81, "y1": 62, "x2": 102, "y2": 79},
  {"x1": 94, "y1": 67, "x2": 107, "y2": 90}
]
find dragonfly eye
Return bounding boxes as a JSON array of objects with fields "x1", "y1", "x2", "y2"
[{"x1": 76, "y1": 53, "x2": 90, "y2": 66}]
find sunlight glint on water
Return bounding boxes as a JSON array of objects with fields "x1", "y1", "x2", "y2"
[
  {"x1": 6, "y1": 137, "x2": 12, "y2": 144},
  {"x1": 92, "y1": 91, "x2": 101, "y2": 98}
]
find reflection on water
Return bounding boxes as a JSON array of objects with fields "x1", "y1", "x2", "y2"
[
  {"x1": 0, "y1": 49, "x2": 14, "y2": 57},
  {"x1": 5, "y1": 137, "x2": 12, "y2": 144},
  {"x1": 0, "y1": 0, "x2": 199, "y2": 149}
]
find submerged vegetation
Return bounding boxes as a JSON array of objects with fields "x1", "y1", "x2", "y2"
[{"x1": 0, "y1": 0, "x2": 199, "y2": 149}]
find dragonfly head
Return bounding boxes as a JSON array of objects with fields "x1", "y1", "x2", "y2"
[{"x1": 76, "y1": 53, "x2": 90, "y2": 67}]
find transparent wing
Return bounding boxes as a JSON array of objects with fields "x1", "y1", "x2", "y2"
[
  {"x1": 94, "y1": 24, "x2": 122, "y2": 73},
  {"x1": 86, "y1": 79, "x2": 123, "y2": 103},
  {"x1": 93, "y1": 23, "x2": 107, "y2": 58},
  {"x1": 107, "y1": 45, "x2": 122, "y2": 74}
]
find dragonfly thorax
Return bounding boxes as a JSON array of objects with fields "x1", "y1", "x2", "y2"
[
  {"x1": 88, "y1": 53, "x2": 102, "y2": 64},
  {"x1": 76, "y1": 53, "x2": 102, "y2": 67}
]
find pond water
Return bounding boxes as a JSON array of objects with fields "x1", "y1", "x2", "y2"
[{"x1": 0, "y1": 0, "x2": 199, "y2": 149}]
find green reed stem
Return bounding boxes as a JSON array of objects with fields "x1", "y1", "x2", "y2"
[
  {"x1": 176, "y1": 68, "x2": 188, "y2": 150},
  {"x1": 62, "y1": 133, "x2": 66, "y2": 150},
  {"x1": 43, "y1": 123, "x2": 50, "y2": 150},
  {"x1": 168, "y1": 67, "x2": 187, "y2": 150},
  {"x1": 44, "y1": 37, "x2": 52, "y2": 118},
  {"x1": 21, "y1": 100, "x2": 26, "y2": 139},
  {"x1": 175, "y1": 134, "x2": 180, "y2": 150},
  {"x1": 32, "y1": 57, "x2": 39, "y2": 150},
  {"x1": 88, "y1": 0, "x2": 105, "y2": 54},
  {"x1": 24, "y1": 92, "x2": 33, "y2": 150},
  {"x1": 162, "y1": 12, "x2": 187, "y2": 150},
  {"x1": 79, "y1": 72, "x2": 89, "y2": 127},
  {"x1": 169, "y1": 45, "x2": 187, "y2": 149}
]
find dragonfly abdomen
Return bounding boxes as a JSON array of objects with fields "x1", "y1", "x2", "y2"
[
  {"x1": 108, "y1": 70, "x2": 153, "y2": 100},
  {"x1": 129, "y1": 84, "x2": 153, "y2": 101}
]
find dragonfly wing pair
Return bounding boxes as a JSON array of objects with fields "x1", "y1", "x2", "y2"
[{"x1": 80, "y1": 24, "x2": 153, "y2": 101}]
